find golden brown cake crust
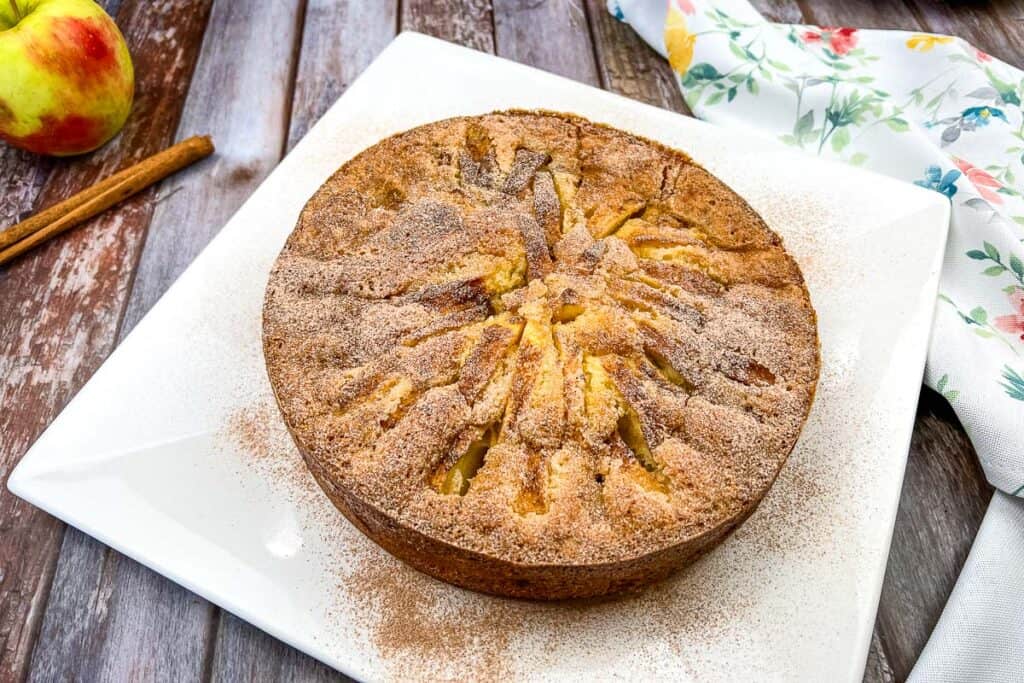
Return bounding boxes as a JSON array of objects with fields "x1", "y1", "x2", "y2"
[{"x1": 263, "y1": 111, "x2": 820, "y2": 599}]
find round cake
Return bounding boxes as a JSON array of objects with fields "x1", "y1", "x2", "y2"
[{"x1": 263, "y1": 111, "x2": 819, "y2": 600}]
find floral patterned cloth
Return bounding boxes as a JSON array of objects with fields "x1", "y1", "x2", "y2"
[{"x1": 610, "y1": 0, "x2": 1024, "y2": 679}]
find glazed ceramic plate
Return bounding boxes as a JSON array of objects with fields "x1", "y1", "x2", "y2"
[{"x1": 9, "y1": 32, "x2": 949, "y2": 682}]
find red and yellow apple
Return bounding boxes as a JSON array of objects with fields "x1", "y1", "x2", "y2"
[{"x1": 0, "y1": 0, "x2": 133, "y2": 156}]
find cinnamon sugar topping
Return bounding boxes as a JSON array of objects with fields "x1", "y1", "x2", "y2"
[{"x1": 262, "y1": 111, "x2": 819, "y2": 599}]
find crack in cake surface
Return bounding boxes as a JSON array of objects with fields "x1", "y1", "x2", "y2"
[{"x1": 263, "y1": 112, "x2": 819, "y2": 597}]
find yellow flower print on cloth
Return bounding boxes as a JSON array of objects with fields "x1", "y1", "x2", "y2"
[
  {"x1": 665, "y1": 4, "x2": 696, "y2": 74},
  {"x1": 906, "y1": 33, "x2": 954, "y2": 52}
]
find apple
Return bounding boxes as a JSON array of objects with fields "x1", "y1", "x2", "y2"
[{"x1": 0, "y1": 0, "x2": 133, "y2": 156}]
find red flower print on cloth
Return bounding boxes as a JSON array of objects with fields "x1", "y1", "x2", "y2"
[
  {"x1": 672, "y1": 0, "x2": 695, "y2": 16},
  {"x1": 976, "y1": 49, "x2": 993, "y2": 62},
  {"x1": 995, "y1": 289, "x2": 1024, "y2": 343},
  {"x1": 801, "y1": 26, "x2": 858, "y2": 56},
  {"x1": 954, "y1": 157, "x2": 1004, "y2": 204}
]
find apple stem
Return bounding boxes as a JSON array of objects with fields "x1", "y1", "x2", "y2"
[{"x1": 8, "y1": 0, "x2": 20, "y2": 21}]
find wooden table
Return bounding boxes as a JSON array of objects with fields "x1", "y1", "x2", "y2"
[{"x1": 0, "y1": 1, "x2": 1008, "y2": 680}]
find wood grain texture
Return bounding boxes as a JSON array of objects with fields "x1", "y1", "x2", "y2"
[
  {"x1": 209, "y1": 6, "x2": 420, "y2": 680},
  {"x1": 0, "y1": 147, "x2": 54, "y2": 230},
  {"x1": 584, "y1": 0, "x2": 688, "y2": 113},
  {"x1": 120, "y1": 0, "x2": 305, "y2": 337},
  {"x1": 798, "y1": 0, "x2": 921, "y2": 30},
  {"x1": 752, "y1": 0, "x2": 803, "y2": 24},
  {"x1": 0, "y1": 1, "x2": 213, "y2": 680},
  {"x1": 26, "y1": 0, "x2": 308, "y2": 680},
  {"x1": 908, "y1": 0, "x2": 1024, "y2": 66},
  {"x1": 401, "y1": 0, "x2": 494, "y2": 53},
  {"x1": 876, "y1": 390, "x2": 992, "y2": 680},
  {"x1": 211, "y1": 613, "x2": 347, "y2": 683},
  {"x1": 864, "y1": 628, "x2": 897, "y2": 683},
  {"x1": 288, "y1": 0, "x2": 398, "y2": 149},
  {"x1": 493, "y1": 0, "x2": 600, "y2": 85},
  {"x1": 27, "y1": 529, "x2": 215, "y2": 683}
]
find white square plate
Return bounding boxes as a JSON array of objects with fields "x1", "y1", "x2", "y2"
[{"x1": 10, "y1": 33, "x2": 949, "y2": 682}]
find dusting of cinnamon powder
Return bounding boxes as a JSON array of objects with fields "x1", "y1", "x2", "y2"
[{"x1": 220, "y1": 382, "x2": 838, "y2": 681}]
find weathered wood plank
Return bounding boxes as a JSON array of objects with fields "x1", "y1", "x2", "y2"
[
  {"x1": 863, "y1": 628, "x2": 897, "y2": 683},
  {"x1": 211, "y1": 613, "x2": 348, "y2": 683},
  {"x1": 876, "y1": 389, "x2": 991, "y2": 680},
  {"x1": 0, "y1": 147, "x2": 54, "y2": 229},
  {"x1": 493, "y1": 0, "x2": 599, "y2": 85},
  {"x1": 401, "y1": 0, "x2": 494, "y2": 53},
  {"x1": 121, "y1": 0, "x2": 306, "y2": 337},
  {"x1": 584, "y1": 0, "x2": 687, "y2": 113},
  {"x1": 908, "y1": 0, "x2": 1024, "y2": 67},
  {"x1": 798, "y1": 0, "x2": 922, "y2": 29},
  {"x1": 27, "y1": 529, "x2": 216, "y2": 683},
  {"x1": 750, "y1": 0, "x2": 803, "y2": 24},
  {"x1": 288, "y1": 0, "x2": 399, "y2": 150},
  {"x1": 26, "y1": 0, "x2": 307, "y2": 680},
  {"x1": 211, "y1": 1, "x2": 398, "y2": 678},
  {"x1": 0, "y1": 1, "x2": 214, "y2": 679}
]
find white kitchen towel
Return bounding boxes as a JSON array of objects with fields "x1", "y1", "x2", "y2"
[{"x1": 609, "y1": 1, "x2": 1024, "y2": 680}]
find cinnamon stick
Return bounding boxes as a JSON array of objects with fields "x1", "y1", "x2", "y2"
[
  {"x1": 0, "y1": 135, "x2": 215, "y2": 265},
  {"x1": 1, "y1": 161, "x2": 137, "y2": 251}
]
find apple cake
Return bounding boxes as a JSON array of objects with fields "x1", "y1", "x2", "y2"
[{"x1": 263, "y1": 111, "x2": 819, "y2": 600}]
